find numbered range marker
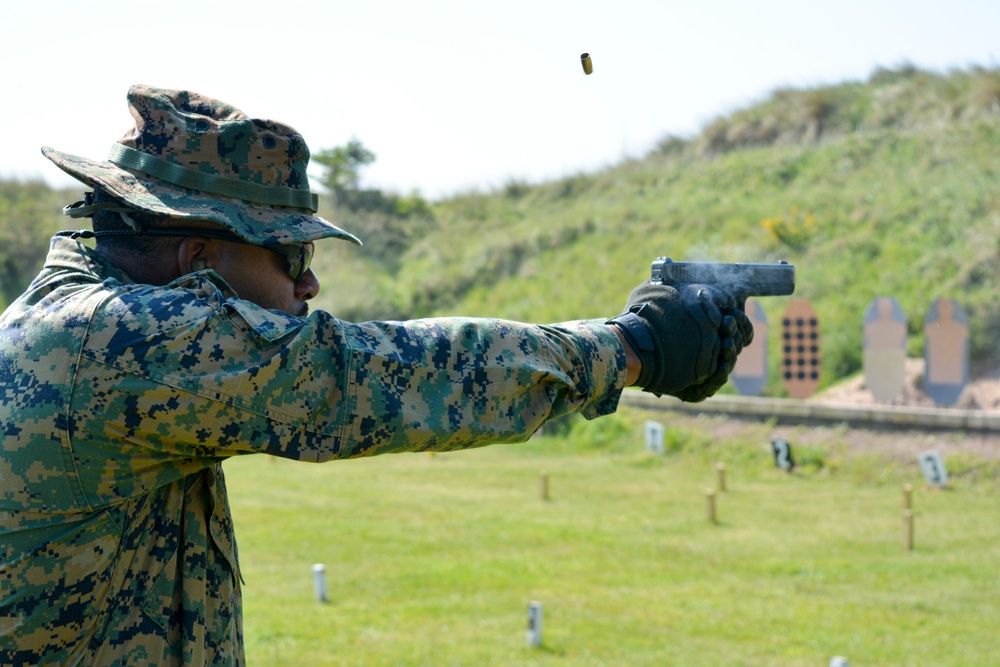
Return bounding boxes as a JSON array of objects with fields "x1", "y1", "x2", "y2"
[
  {"x1": 781, "y1": 299, "x2": 821, "y2": 398},
  {"x1": 771, "y1": 438, "x2": 795, "y2": 472},
  {"x1": 918, "y1": 450, "x2": 948, "y2": 487},
  {"x1": 312, "y1": 563, "x2": 328, "y2": 603},
  {"x1": 645, "y1": 420, "x2": 665, "y2": 455},
  {"x1": 526, "y1": 601, "x2": 543, "y2": 647}
]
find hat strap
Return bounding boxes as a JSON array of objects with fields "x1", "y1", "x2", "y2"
[
  {"x1": 63, "y1": 199, "x2": 135, "y2": 218},
  {"x1": 108, "y1": 143, "x2": 319, "y2": 212}
]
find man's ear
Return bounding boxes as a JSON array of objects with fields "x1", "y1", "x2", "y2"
[{"x1": 177, "y1": 237, "x2": 213, "y2": 274}]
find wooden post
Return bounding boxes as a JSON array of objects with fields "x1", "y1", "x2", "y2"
[
  {"x1": 902, "y1": 484, "x2": 914, "y2": 551},
  {"x1": 540, "y1": 473, "x2": 549, "y2": 501},
  {"x1": 706, "y1": 488, "x2": 717, "y2": 524},
  {"x1": 716, "y1": 463, "x2": 727, "y2": 492}
]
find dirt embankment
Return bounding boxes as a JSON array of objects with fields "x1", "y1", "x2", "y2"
[
  {"x1": 815, "y1": 358, "x2": 1000, "y2": 412},
  {"x1": 684, "y1": 359, "x2": 1000, "y2": 462},
  {"x1": 802, "y1": 358, "x2": 1000, "y2": 461}
]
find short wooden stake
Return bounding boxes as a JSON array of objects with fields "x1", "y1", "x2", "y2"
[
  {"x1": 902, "y1": 484, "x2": 912, "y2": 510},
  {"x1": 540, "y1": 473, "x2": 549, "y2": 501},
  {"x1": 716, "y1": 463, "x2": 727, "y2": 492},
  {"x1": 706, "y1": 488, "x2": 717, "y2": 524},
  {"x1": 903, "y1": 509, "x2": 914, "y2": 552}
]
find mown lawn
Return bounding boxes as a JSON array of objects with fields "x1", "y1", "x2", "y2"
[{"x1": 226, "y1": 408, "x2": 1000, "y2": 666}]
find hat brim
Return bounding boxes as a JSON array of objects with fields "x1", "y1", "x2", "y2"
[{"x1": 42, "y1": 146, "x2": 362, "y2": 247}]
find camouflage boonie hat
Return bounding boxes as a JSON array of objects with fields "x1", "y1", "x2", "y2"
[{"x1": 41, "y1": 84, "x2": 361, "y2": 246}]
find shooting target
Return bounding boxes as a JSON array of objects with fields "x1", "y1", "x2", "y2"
[
  {"x1": 781, "y1": 298, "x2": 820, "y2": 398},
  {"x1": 862, "y1": 296, "x2": 907, "y2": 402},
  {"x1": 924, "y1": 297, "x2": 968, "y2": 405},
  {"x1": 731, "y1": 299, "x2": 768, "y2": 396}
]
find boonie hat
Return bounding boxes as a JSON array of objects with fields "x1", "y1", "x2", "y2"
[{"x1": 42, "y1": 84, "x2": 361, "y2": 246}]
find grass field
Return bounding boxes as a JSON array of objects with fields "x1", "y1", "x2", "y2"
[{"x1": 226, "y1": 407, "x2": 1000, "y2": 666}]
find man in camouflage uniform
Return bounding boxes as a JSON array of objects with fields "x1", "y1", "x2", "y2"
[{"x1": 0, "y1": 85, "x2": 752, "y2": 665}]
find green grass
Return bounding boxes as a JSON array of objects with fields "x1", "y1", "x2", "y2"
[{"x1": 226, "y1": 408, "x2": 1000, "y2": 666}]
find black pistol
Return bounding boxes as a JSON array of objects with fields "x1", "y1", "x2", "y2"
[{"x1": 650, "y1": 257, "x2": 795, "y2": 304}]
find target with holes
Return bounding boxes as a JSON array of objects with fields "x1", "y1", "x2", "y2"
[{"x1": 781, "y1": 298, "x2": 821, "y2": 398}]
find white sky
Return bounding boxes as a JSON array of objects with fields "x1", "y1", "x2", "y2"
[{"x1": 2, "y1": 0, "x2": 997, "y2": 200}]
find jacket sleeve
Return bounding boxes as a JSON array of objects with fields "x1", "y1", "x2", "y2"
[{"x1": 71, "y1": 277, "x2": 627, "y2": 500}]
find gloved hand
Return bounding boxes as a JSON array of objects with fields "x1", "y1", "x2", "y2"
[{"x1": 607, "y1": 281, "x2": 753, "y2": 402}]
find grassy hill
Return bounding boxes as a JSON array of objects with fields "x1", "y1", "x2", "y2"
[
  {"x1": 315, "y1": 64, "x2": 1000, "y2": 395},
  {"x1": 4, "y1": 65, "x2": 999, "y2": 396}
]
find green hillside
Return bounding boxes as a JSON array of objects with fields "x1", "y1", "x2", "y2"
[
  {"x1": 315, "y1": 64, "x2": 1000, "y2": 395},
  {"x1": 3, "y1": 65, "x2": 999, "y2": 397}
]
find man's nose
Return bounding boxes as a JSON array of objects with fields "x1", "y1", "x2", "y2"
[{"x1": 295, "y1": 268, "x2": 320, "y2": 301}]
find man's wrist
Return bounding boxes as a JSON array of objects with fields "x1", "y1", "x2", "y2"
[{"x1": 608, "y1": 325, "x2": 642, "y2": 387}]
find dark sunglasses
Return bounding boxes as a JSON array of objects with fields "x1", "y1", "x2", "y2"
[{"x1": 86, "y1": 227, "x2": 315, "y2": 281}]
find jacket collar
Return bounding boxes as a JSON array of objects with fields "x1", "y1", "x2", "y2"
[
  {"x1": 48, "y1": 232, "x2": 135, "y2": 284},
  {"x1": 44, "y1": 232, "x2": 238, "y2": 299}
]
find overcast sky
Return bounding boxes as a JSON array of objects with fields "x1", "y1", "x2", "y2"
[{"x1": 2, "y1": 0, "x2": 997, "y2": 199}]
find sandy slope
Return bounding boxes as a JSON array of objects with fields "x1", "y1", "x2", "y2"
[{"x1": 815, "y1": 358, "x2": 1000, "y2": 412}]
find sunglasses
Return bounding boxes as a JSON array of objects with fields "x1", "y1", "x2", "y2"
[{"x1": 132, "y1": 228, "x2": 315, "y2": 281}]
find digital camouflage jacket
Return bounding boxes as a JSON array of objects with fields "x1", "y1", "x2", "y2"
[{"x1": 0, "y1": 234, "x2": 626, "y2": 666}]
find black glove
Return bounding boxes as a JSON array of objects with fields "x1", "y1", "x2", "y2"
[{"x1": 607, "y1": 282, "x2": 753, "y2": 402}]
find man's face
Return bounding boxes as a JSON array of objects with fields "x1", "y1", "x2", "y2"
[{"x1": 208, "y1": 241, "x2": 320, "y2": 316}]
